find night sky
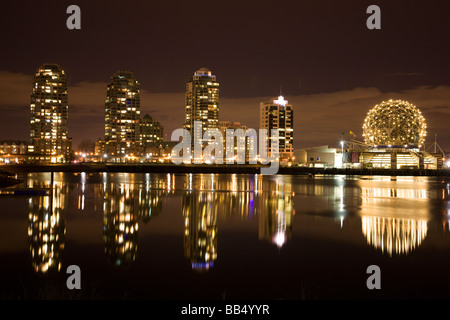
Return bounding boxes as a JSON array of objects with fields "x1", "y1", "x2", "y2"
[{"x1": 1, "y1": 0, "x2": 450, "y2": 150}]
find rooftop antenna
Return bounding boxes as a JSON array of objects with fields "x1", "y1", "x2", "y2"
[{"x1": 426, "y1": 133, "x2": 445, "y2": 155}]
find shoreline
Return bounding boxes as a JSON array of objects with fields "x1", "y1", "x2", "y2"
[
  {"x1": 0, "y1": 168, "x2": 23, "y2": 187},
  {"x1": 0, "y1": 164, "x2": 449, "y2": 177}
]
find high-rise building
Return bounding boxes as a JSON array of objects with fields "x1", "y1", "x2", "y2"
[
  {"x1": 260, "y1": 95, "x2": 294, "y2": 161},
  {"x1": 219, "y1": 121, "x2": 256, "y2": 163},
  {"x1": 140, "y1": 113, "x2": 163, "y2": 148},
  {"x1": 104, "y1": 71, "x2": 141, "y2": 160},
  {"x1": 184, "y1": 68, "x2": 219, "y2": 152},
  {"x1": 29, "y1": 64, "x2": 71, "y2": 163},
  {"x1": 219, "y1": 121, "x2": 248, "y2": 134}
]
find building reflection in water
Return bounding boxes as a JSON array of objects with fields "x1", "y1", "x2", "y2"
[
  {"x1": 258, "y1": 180, "x2": 295, "y2": 248},
  {"x1": 440, "y1": 182, "x2": 450, "y2": 232},
  {"x1": 359, "y1": 179, "x2": 431, "y2": 256},
  {"x1": 290, "y1": 176, "x2": 446, "y2": 256},
  {"x1": 183, "y1": 174, "x2": 295, "y2": 253},
  {"x1": 183, "y1": 192, "x2": 218, "y2": 272},
  {"x1": 27, "y1": 178, "x2": 67, "y2": 274},
  {"x1": 25, "y1": 172, "x2": 448, "y2": 273},
  {"x1": 103, "y1": 184, "x2": 139, "y2": 268},
  {"x1": 101, "y1": 174, "x2": 168, "y2": 268},
  {"x1": 288, "y1": 176, "x2": 351, "y2": 226},
  {"x1": 185, "y1": 173, "x2": 257, "y2": 219},
  {"x1": 361, "y1": 216, "x2": 428, "y2": 256}
]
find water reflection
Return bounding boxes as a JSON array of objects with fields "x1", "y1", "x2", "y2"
[
  {"x1": 186, "y1": 174, "x2": 258, "y2": 219},
  {"x1": 358, "y1": 178, "x2": 432, "y2": 256},
  {"x1": 101, "y1": 180, "x2": 168, "y2": 268},
  {"x1": 360, "y1": 186, "x2": 428, "y2": 200},
  {"x1": 183, "y1": 192, "x2": 218, "y2": 272},
  {"x1": 102, "y1": 183, "x2": 140, "y2": 268},
  {"x1": 286, "y1": 175, "x2": 448, "y2": 256},
  {"x1": 20, "y1": 172, "x2": 450, "y2": 276},
  {"x1": 258, "y1": 181, "x2": 295, "y2": 248},
  {"x1": 361, "y1": 216, "x2": 428, "y2": 256},
  {"x1": 27, "y1": 179, "x2": 67, "y2": 274},
  {"x1": 181, "y1": 176, "x2": 295, "y2": 273}
]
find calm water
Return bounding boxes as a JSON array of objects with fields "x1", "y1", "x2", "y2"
[{"x1": 0, "y1": 172, "x2": 450, "y2": 300}]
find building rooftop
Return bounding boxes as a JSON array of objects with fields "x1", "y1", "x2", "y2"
[
  {"x1": 39, "y1": 63, "x2": 63, "y2": 71},
  {"x1": 113, "y1": 70, "x2": 136, "y2": 80},
  {"x1": 0, "y1": 140, "x2": 28, "y2": 145},
  {"x1": 195, "y1": 67, "x2": 212, "y2": 76}
]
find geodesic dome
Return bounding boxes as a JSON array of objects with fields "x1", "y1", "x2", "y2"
[{"x1": 363, "y1": 99, "x2": 427, "y2": 147}]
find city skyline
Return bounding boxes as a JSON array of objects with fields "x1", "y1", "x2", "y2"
[
  {"x1": 1, "y1": 0, "x2": 450, "y2": 306},
  {"x1": 1, "y1": 63, "x2": 449, "y2": 154},
  {"x1": 1, "y1": 0, "x2": 450, "y2": 152}
]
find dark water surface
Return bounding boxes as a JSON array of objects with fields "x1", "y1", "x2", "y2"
[{"x1": 0, "y1": 172, "x2": 449, "y2": 300}]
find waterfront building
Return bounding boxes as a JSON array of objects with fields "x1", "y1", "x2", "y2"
[
  {"x1": 294, "y1": 100, "x2": 444, "y2": 170},
  {"x1": 0, "y1": 140, "x2": 28, "y2": 164},
  {"x1": 28, "y1": 64, "x2": 72, "y2": 163},
  {"x1": 95, "y1": 138, "x2": 105, "y2": 157},
  {"x1": 293, "y1": 145, "x2": 341, "y2": 168},
  {"x1": 140, "y1": 113, "x2": 163, "y2": 148},
  {"x1": 143, "y1": 141, "x2": 178, "y2": 163},
  {"x1": 0, "y1": 140, "x2": 28, "y2": 155},
  {"x1": 259, "y1": 95, "x2": 294, "y2": 162},
  {"x1": 219, "y1": 121, "x2": 256, "y2": 163},
  {"x1": 357, "y1": 100, "x2": 441, "y2": 169},
  {"x1": 219, "y1": 121, "x2": 247, "y2": 135},
  {"x1": 184, "y1": 68, "x2": 219, "y2": 161},
  {"x1": 104, "y1": 71, "x2": 141, "y2": 161}
]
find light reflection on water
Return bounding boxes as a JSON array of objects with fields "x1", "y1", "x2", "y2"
[
  {"x1": 27, "y1": 179, "x2": 67, "y2": 273},
  {"x1": 361, "y1": 217, "x2": 428, "y2": 256},
  {"x1": 358, "y1": 178, "x2": 431, "y2": 256},
  {"x1": 20, "y1": 172, "x2": 450, "y2": 276}
]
